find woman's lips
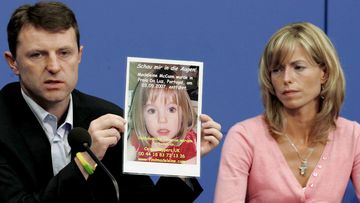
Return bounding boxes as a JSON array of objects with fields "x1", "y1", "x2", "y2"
[{"x1": 282, "y1": 89, "x2": 299, "y2": 96}]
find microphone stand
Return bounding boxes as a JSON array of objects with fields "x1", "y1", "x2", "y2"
[{"x1": 83, "y1": 143, "x2": 120, "y2": 203}]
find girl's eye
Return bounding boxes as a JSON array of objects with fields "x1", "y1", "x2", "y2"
[
  {"x1": 168, "y1": 106, "x2": 177, "y2": 113},
  {"x1": 146, "y1": 108, "x2": 156, "y2": 114}
]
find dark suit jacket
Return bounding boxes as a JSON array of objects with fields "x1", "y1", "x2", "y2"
[{"x1": 0, "y1": 82, "x2": 202, "y2": 203}]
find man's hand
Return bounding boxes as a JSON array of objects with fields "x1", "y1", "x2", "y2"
[
  {"x1": 200, "y1": 114, "x2": 222, "y2": 157},
  {"x1": 88, "y1": 114, "x2": 126, "y2": 160}
]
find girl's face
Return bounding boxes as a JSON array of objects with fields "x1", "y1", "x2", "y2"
[
  {"x1": 270, "y1": 44, "x2": 326, "y2": 113},
  {"x1": 143, "y1": 91, "x2": 182, "y2": 143}
]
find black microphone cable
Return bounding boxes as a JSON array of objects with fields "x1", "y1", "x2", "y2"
[{"x1": 68, "y1": 127, "x2": 120, "y2": 203}]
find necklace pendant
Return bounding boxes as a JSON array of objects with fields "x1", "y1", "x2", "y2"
[{"x1": 299, "y1": 160, "x2": 308, "y2": 176}]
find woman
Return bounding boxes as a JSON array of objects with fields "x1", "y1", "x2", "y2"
[{"x1": 215, "y1": 22, "x2": 360, "y2": 202}]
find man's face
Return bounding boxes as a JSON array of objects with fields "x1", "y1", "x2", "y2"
[{"x1": 7, "y1": 25, "x2": 82, "y2": 109}]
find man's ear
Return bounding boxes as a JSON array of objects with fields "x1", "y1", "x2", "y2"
[
  {"x1": 4, "y1": 51, "x2": 20, "y2": 75},
  {"x1": 78, "y1": 45, "x2": 83, "y2": 63}
]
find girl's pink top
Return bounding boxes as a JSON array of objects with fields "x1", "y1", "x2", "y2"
[{"x1": 215, "y1": 115, "x2": 360, "y2": 203}]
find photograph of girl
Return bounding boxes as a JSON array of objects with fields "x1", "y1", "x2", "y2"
[{"x1": 127, "y1": 66, "x2": 199, "y2": 165}]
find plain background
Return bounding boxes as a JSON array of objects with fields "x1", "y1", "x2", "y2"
[{"x1": 1, "y1": 1, "x2": 359, "y2": 202}]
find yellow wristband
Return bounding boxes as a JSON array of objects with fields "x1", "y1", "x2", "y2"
[{"x1": 76, "y1": 152, "x2": 96, "y2": 175}]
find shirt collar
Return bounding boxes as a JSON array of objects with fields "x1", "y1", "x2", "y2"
[{"x1": 21, "y1": 89, "x2": 74, "y2": 128}]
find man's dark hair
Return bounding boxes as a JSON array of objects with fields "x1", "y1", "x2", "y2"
[{"x1": 7, "y1": 1, "x2": 80, "y2": 58}]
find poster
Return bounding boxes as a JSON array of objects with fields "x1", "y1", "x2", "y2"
[{"x1": 123, "y1": 57, "x2": 203, "y2": 177}]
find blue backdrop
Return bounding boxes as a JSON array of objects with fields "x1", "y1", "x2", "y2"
[{"x1": 1, "y1": 1, "x2": 359, "y2": 202}]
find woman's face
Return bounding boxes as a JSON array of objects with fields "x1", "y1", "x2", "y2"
[
  {"x1": 270, "y1": 44, "x2": 326, "y2": 113},
  {"x1": 143, "y1": 91, "x2": 182, "y2": 143}
]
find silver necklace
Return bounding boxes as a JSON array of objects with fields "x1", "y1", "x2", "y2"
[{"x1": 283, "y1": 134, "x2": 315, "y2": 176}]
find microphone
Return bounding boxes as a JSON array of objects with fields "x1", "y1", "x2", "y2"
[{"x1": 68, "y1": 127, "x2": 120, "y2": 203}]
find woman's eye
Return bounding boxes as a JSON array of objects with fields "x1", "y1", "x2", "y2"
[
  {"x1": 294, "y1": 65, "x2": 305, "y2": 70},
  {"x1": 271, "y1": 67, "x2": 282, "y2": 74}
]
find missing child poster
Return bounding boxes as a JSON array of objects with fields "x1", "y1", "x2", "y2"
[{"x1": 123, "y1": 57, "x2": 203, "y2": 177}]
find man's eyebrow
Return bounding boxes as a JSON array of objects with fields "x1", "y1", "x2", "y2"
[{"x1": 26, "y1": 49, "x2": 47, "y2": 54}]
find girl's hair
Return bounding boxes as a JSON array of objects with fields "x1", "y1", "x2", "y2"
[
  {"x1": 259, "y1": 22, "x2": 345, "y2": 144},
  {"x1": 129, "y1": 69, "x2": 197, "y2": 147}
]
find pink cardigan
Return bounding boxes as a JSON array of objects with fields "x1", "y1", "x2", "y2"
[{"x1": 215, "y1": 115, "x2": 360, "y2": 203}]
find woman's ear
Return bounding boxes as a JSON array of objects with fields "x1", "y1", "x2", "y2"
[
  {"x1": 4, "y1": 51, "x2": 20, "y2": 75},
  {"x1": 320, "y1": 66, "x2": 328, "y2": 84}
]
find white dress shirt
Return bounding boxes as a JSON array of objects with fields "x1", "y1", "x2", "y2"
[{"x1": 21, "y1": 90, "x2": 73, "y2": 175}]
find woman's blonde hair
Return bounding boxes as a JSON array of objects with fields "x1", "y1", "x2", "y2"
[{"x1": 259, "y1": 22, "x2": 345, "y2": 143}]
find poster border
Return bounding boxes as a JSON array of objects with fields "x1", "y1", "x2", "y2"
[{"x1": 123, "y1": 56, "x2": 203, "y2": 177}]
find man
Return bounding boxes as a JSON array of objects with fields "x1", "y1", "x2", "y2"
[{"x1": 0, "y1": 2, "x2": 222, "y2": 202}]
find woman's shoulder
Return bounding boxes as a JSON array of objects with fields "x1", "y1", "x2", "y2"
[
  {"x1": 226, "y1": 114, "x2": 268, "y2": 141},
  {"x1": 230, "y1": 114, "x2": 266, "y2": 131},
  {"x1": 336, "y1": 117, "x2": 360, "y2": 133},
  {"x1": 337, "y1": 116, "x2": 359, "y2": 124},
  {"x1": 223, "y1": 115, "x2": 274, "y2": 153}
]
